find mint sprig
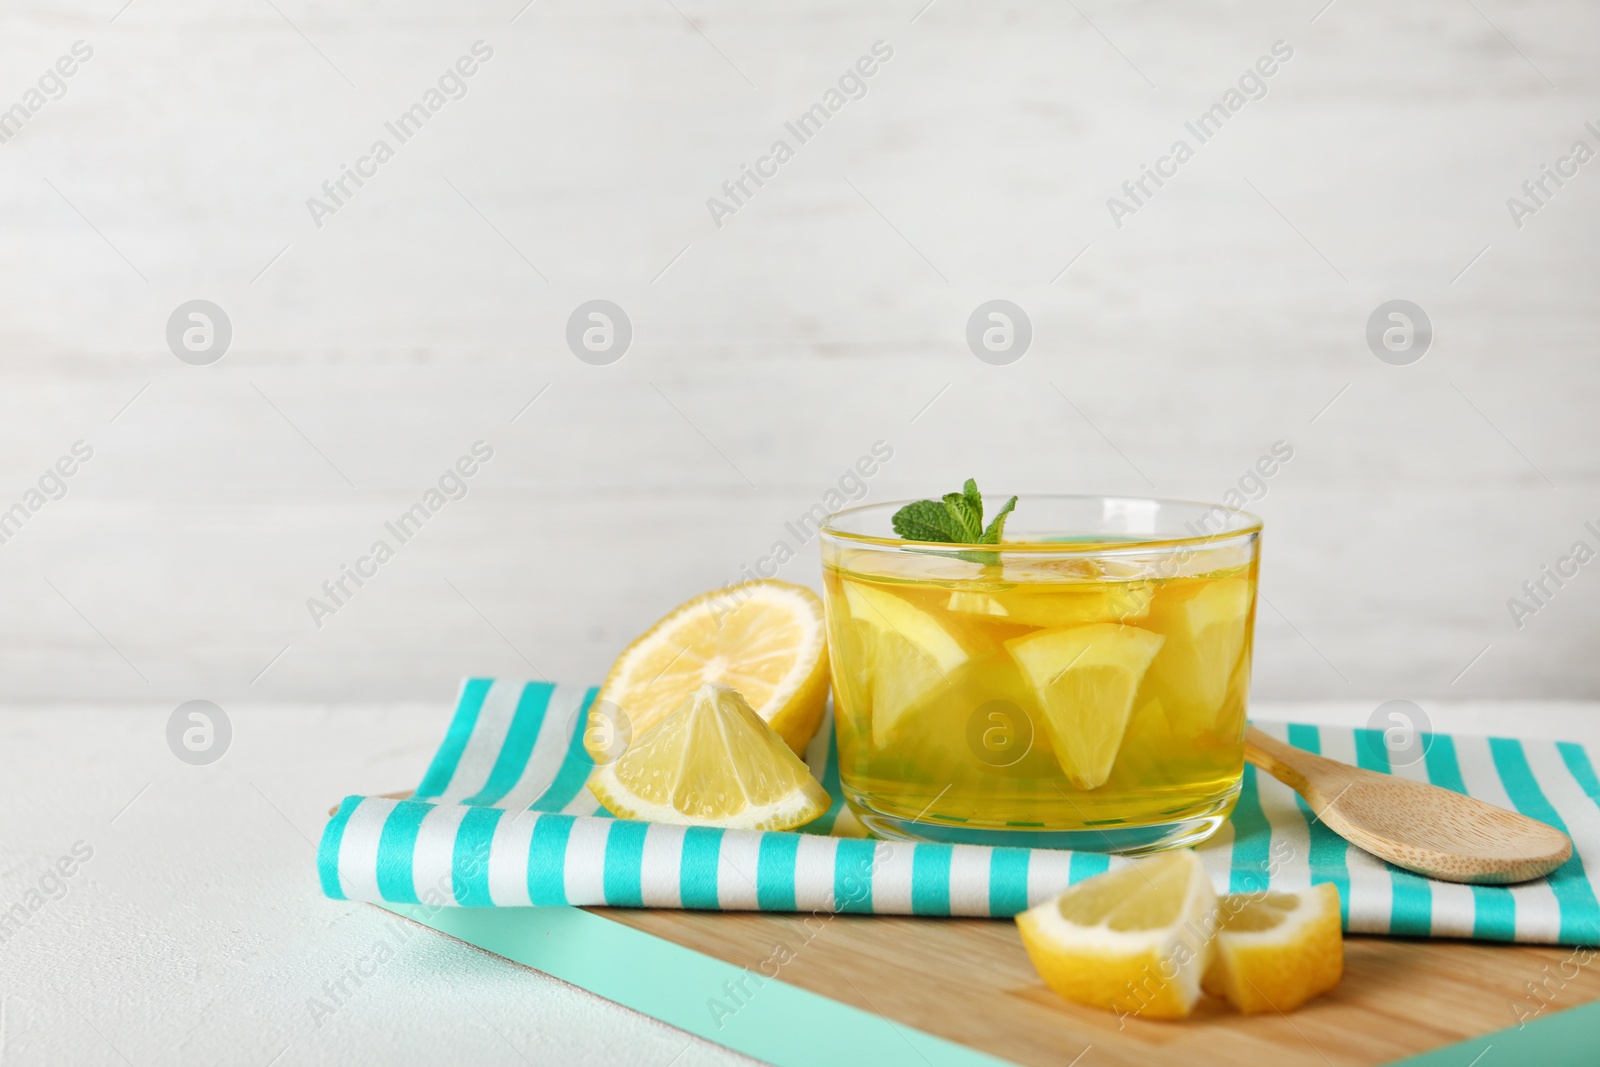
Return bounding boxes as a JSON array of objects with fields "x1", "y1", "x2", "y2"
[{"x1": 891, "y1": 479, "x2": 1017, "y2": 556}]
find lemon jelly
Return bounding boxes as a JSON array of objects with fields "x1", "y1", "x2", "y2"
[{"x1": 819, "y1": 498, "x2": 1261, "y2": 852}]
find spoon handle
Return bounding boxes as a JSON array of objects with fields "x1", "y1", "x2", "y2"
[{"x1": 1243, "y1": 725, "x2": 1339, "y2": 802}]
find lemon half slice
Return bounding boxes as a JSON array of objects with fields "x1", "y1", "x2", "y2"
[
  {"x1": 1201, "y1": 883, "x2": 1343, "y2": 1013},
  {"x1": 1017, "y1": 850, "x2": 1218, "y2": 1019},
  {"x1": 591, "y1": 580, "x2": 829, "y2": 759},
  {"x1": 1006, "y1": 623, "x2": 1165, "y2": 789},
  {"x1": 587, "y1": 683, "x2": 831, "y2": 830}
]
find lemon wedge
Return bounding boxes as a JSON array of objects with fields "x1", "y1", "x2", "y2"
[
  {"x1": 1017, "y1": 850, "x2": 1218, "y2": 1019},
  {"x1": 1005, "y1": 623, "x2": 1165, "y2": 789},
  {"x1": 587, "y1": 683, "x2": 831, "y2": 830},
  {"x1": 1201, "y1": 883, "x2": 1343, "y2": 1013},
  {"x1": 841, "y1": 581, "x2": 969, "y2": 747},
  {"x1": 1144, "y1": 578, "x2": 1252, "y2": 736},
  {"x1": 591, "y1": 580, "x2": 829, "y2": 759}
]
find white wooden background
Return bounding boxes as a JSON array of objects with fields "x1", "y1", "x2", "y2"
[
  {"x1": 0, "y1": 0, "x2": 1596, "y2": 1062},
  {"x1": 0, "y1": 0, "x2": 1595, "y2": 709}
]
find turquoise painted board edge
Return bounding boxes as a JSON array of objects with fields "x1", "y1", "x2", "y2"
[
  {"x1": 381, "y1": 902, "x2": 1016, "y2": 1067},
  {"x1": 1389, "y1": 996, "x2": 1600, "y2": 1067},
  {"x1": 388, "y1": 900, "x2": 1599, "y2": 1067}
]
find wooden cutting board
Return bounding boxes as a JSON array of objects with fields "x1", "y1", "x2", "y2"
[{"x1": 594, "y1": 907, "x2": 1599, "y2": 1066}]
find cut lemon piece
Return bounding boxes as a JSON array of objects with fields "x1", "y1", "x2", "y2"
[
  {"x1": 1144, "y1": 578, "x2": 1253, "y2": 736},
  {"x1": 833, "y1": 547, "x2": 988, "y2": 584},
  {"x1": 587, "y1": 683, "x2": 831, "y2": 829},
  {"x1": 948, "y1": 582, "x2": 1155, "y2": 628},
  {"x1": 1017, "y1": 850, "x2": 1218, "y2": 1019},
  {"x1": 591, "y1": 580, "x2": 829, "y2": 759},
  {"x1": 1005, "y1": 623, "x2": 1164, "y2": 789},
  {"x1": 1201, "y1": 884, "x2": 1343, "y2": 1013},
  {"x1": 841, "y1": 581, "x2": 969, "y2": 747}
]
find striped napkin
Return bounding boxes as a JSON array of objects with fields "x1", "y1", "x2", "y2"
[{"x1": 318, "y1": 679, "x2": 1600, "y2": 944}]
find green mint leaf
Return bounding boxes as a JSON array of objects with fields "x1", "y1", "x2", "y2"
[
  {"x1": 979, "y1": 495, "x2": 1017, "y2": 544},
  {"x1": 891, "y1": 499, "x2": 970, "y2": 543},
  {"x1": 961, "y1": 479, "x2": 983, "y2": 522},
  {"x1": 941, "y1": 491, "x2": 983, "y2": 541},
  {"x1": 891, "y1": 480, "x2": 1016, "y2": 557}
]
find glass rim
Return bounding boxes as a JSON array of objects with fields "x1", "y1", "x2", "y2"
[{"x1": 820, "y1": 493, "x2": 1263, "y2": 554}]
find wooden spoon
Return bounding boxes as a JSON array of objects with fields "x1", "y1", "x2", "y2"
[{"x1": 1244, "y1": 725, "x2": 1572, "y2": 885}]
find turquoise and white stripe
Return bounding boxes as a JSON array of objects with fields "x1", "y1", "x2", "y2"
[{"x1": 318, "y1": 678, "x2": 1600, "y2": 944}]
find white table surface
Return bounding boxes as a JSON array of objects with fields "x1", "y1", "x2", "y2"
[{"x1": 2, "y1": 699, "x2": 1596, "y2": 1066}]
